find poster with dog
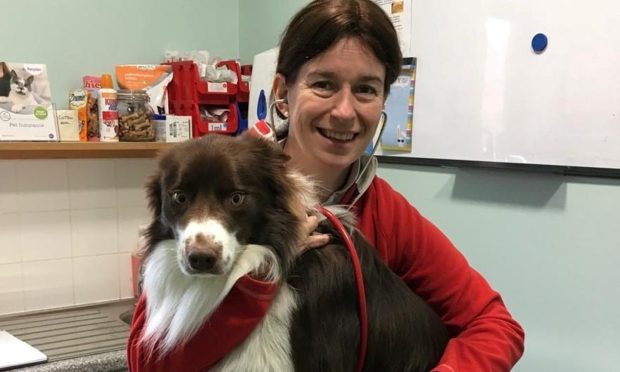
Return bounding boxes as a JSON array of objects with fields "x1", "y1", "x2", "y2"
[{"x1": 0, "y1": 61, "x2": 58, "y2": 141}]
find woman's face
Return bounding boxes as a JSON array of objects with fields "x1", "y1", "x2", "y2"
[{"x1": 277, "y1": 37, "x2": 386, "y2": 174}]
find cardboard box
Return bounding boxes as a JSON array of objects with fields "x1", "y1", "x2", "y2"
[
  {"x1": 153, "y1": 115, "x2": 192, "y2": 142},
  {"x1": 56, "y1": 109, "x2": 80, "y2": 141},
  {"x1": 0, "y1": 62, "x2": 58, "y2": 141}
]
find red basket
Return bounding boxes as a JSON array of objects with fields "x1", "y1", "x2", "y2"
[
  {"x1": 237, "y1": 64, "x2": 252, "y2": 103},
  {"x1": 170, "y1": 101, "x2": 238, "y2": 137},
  {"x1": 167, "y1": 60, "x2": 239, "y2": 105},
  {"x1": 166, "y1": 60, "x2": 245, "y2": 137}
]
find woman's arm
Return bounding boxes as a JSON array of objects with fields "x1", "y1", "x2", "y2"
[{"x1": 356, "y1": 178, "x2": 525, "y2": 371}]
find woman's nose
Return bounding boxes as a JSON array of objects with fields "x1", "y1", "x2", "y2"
[{"x1": 330, "y1": 89, "x2": 356, "y2": 122}]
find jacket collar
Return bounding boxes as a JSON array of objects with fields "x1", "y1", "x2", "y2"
[
  {"x1": 277, "y1": 129, "x2": 377, "y2": 206},
  {"x1": 325, "y1": 155, "x2": 377, "y2": 205}
]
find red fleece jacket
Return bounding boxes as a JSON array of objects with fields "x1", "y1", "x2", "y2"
[{"x1": 128, "y1": 176, "x2": 524, "y2": 372}]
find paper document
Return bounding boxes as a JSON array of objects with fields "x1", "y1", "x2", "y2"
[{"x1": 0, "y1": 330, "x2": 47, "y2": 369}]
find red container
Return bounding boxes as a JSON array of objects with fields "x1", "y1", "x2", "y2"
[
  {"x1": 170, "y1": 101, "x2": 238, "y2": 137},
  {"x1": 166, "y1": 60, "x2": 245, "y2": 137},
  {"x1": 237, "y1": 64, "x2": 252, "y2": 103},
  {"x1": 131, "y1": 254, "x2": 143, "y2": 297},
  {"x1": 167, "y1": 60, "x2": 239, "y2": 105}
]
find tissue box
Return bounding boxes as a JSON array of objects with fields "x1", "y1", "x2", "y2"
[{"x1": 153, "y1": 115, "x2": 191, "y2": 142}]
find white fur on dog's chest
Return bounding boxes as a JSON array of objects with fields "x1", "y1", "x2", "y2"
[{"x1": 211, "y1": 285, "x2": 298, "y2": 372}]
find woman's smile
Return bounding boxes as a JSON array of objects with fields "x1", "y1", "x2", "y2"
[{"x1": 316, "y1": 128, "x2": 358, "y2": 143}]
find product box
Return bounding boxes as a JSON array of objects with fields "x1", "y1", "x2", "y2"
[
  {"x1": 56, "y1": 109, "x2": 80, "y2": 141},
  {"x1": 153, "y1": 115, "x2": 192, "y2": 142},
  {"x1": 82, "y1": 76, "x2": 101, "y2": 141},
  {"x1": 0, "y1": 62, "x2": 58, "y2": 141},
  {"x1": 380, "y1": 57, "x2": 416, "y2": 153}
]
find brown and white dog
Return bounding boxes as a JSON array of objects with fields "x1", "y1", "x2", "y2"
[{"x1": 139, "y1": 133, "x2": 448, "y2": 371}]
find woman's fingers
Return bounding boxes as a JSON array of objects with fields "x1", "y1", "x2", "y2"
[
  {"x1": 302, "y1": 215, "x2": 330, "y2": 250},
  {"x1": 306, "y1": 233, "x2": 331, "y2": 249}
]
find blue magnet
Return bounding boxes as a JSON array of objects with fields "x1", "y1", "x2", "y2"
[{"x1": 531, "y1": 33, "x2": 548, "y2": 53}]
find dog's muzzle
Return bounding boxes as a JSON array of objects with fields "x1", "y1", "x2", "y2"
[{"x1": 182, "y1": 233, "x2": 223, "y2": 275}]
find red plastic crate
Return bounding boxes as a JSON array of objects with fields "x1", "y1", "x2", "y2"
[
  {"x1": 237, "y1": 64, "x2": 252, "y2": 103},
  {"x1": 167, "y1": 60, "x2": 239, "y2": 105},
  {"x1": 170, "y1": 100, "x2": 238, "y2": 137}
]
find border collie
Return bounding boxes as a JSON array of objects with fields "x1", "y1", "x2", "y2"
[{"x1": 139, "y1": 134, "x2": 448, "y2": 371}]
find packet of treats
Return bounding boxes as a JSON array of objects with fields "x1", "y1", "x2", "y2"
[
  {"x1": 116, "y1": 65, "x2": 173, "y2": 115},
  {"x1": 83, "y1": 75, "x2": 101, "y2": 141},
  {"x1": 68, "y1": 89, "x2": 88, "y2": 142}
]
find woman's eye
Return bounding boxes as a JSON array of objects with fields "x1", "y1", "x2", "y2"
[
  {"x1": 312, "y1": 80, "x2": 333, "y2": 91},
  {"x1": 229, "y1": 192, "x2": 246, "y2": 206},
  {"x1": 171, "y1": 191, "x2": 187, "y2": 205},
  {"x1": 356, "y1": 85, "x2": 379, "y2": 96}
]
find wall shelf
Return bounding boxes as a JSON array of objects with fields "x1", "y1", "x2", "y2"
[{"x1": 0, "y1": 142, "x2": 172, "y2": 159}]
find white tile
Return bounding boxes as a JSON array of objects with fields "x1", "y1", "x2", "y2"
[
  {"x1": 0, "y1": 263, "x2": 24, "y2": 315},
  {"x1": 16, "y1": 160, "x2": 69, "y2": 212},
  {"x1": 73, "y1": 255, "x2": 120, "y2": 305},
  {"x1": 20, "y1": 211, "x2": 72, "y2": 262},
  {"x1": 0, "y1": 160, "x2": 18, "y2": 213},
  {"x1": 118, "y1": 253, "x2": 135, "y2": 299},
  {"x1": 117, "y1": 206, "x2": 150, "y2": 253},
  {"x1": 71, "y1": 208, "x2": 118, "y2": 256},
  {"x1": 22, "y1": 259, "x2": 74, "y2": 311},
  {"x1": 115, "y1": 158, "x2": 156, "y2": 208},
  {"x1": 68, "y1": 159, "x2": 117, "y2": 209},
  {"x1": 0, "y1": 213, "x2": 21, "y2": 264}
]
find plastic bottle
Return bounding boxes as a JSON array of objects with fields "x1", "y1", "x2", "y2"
[{"x1": 98, "y1": 73, "x2": 119, "y2": 142}]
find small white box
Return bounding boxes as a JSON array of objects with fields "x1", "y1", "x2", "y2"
[
  {"x1": 153, "y1": 115, "x2": 191, "y2": 142},
  {"x1": 56, "y1": 110, "x2": 80, "y2": 141}
]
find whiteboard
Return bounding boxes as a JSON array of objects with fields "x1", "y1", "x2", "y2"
[{"x1": 393, "y1": 0, "x2": 620, "y2": 174}]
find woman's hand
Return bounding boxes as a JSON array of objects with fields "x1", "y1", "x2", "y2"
[
  {"x1": 250, "y1": 215, "x2": 330, "y2": 280},
  {"x1": 303, "y1": 215, "x2": 330, "y2": 249}
]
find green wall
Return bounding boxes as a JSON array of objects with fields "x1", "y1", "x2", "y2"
[
  {"x1": 2, "y1": 0, "x2": 239, "y2": 108},
  {"x1": 238, "y1": 0, "x2": 310, "y2": 63}
]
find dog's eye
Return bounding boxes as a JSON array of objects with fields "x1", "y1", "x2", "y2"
[
  {"x1": 171, "y1": 191, "x2": 188, "y2": 205},
  {"x1": 229, "y1": 192, "x2": 246, "y2": 206}
]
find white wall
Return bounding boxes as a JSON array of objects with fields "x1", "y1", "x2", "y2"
[{"x1": 0, "y1": 158, "x2": 156, "y2": 314}]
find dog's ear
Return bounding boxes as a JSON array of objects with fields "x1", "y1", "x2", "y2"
[
  {"x1": 142, "y1": 170, "x2": 173, "y2": 257},
  {"x1": 239, "y1": 130, "x2": 290, "y2": 165},
  {"x1": 145, "y1": 172, "x2": 162, "y2": 220}
]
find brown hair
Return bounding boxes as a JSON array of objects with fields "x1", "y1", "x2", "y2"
[{"x1": 276, "y1": 0, "x2": 402, "y2": 97}]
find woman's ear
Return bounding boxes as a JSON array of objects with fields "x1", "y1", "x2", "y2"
[{"x1": 272, "y1": 73, "x2": 289, "y2": 117}]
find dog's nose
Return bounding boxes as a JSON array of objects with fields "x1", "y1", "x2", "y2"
[
  {"x1": 187, "y1": 252, "x2": 217, "y2": 272},
  {"x1": 184, "y1": 233, "x2": 223, "y2": 273}
]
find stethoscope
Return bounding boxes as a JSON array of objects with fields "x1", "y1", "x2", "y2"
[
  {"x1": 268, "y1": 98, "x2": 381, "y2": 372},
  {"x1": 268, "y1": 98, "x2": 388, "y2": 209},
  {"x1": 263, "y1": 96, "x2": 387, "y2": 371}
]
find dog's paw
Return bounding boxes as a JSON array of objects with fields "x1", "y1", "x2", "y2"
[{"x1": 0, "y1": 96, "x2": 9, "y2": 103}]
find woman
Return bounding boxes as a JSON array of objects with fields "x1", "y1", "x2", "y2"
[
  {"x1": 273, "y1": 1, "x2": 524, "y2": 370},
  {"x1": 129, "y1": 1, "x2": 524, "y2": 370}
]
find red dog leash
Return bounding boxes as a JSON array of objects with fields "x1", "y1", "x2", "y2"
[{"x1": 318, "y1": 206, "x2": 367, "y2": 372}]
